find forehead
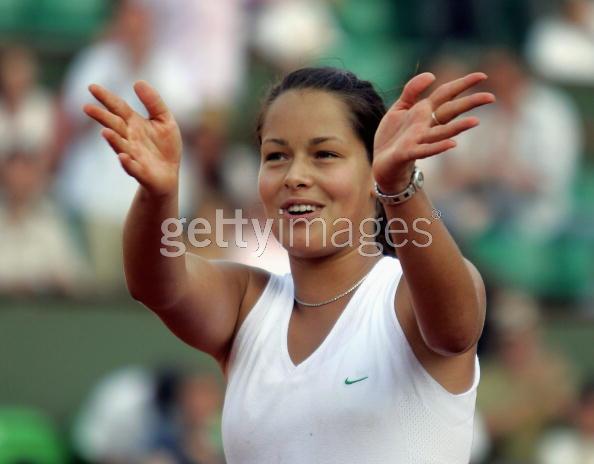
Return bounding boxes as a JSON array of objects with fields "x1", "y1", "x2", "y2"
[{"x1": 261, "y1": 89, "x2": 355, "y2": 142}]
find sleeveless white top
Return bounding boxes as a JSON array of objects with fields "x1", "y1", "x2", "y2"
[{"x1": 222, "y1": 256, "x2": 480, "y2": 463}]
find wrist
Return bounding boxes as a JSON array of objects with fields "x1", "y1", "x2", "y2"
[
  {"x1": 374, "y1": 166, "x2": 424, "y2": 206},
  {"x1": 378, "y1": 178, "x2": 410, "y2": 195},
  {"x1": 375, "y1": 164, "x2": 416, "y2": 194},
  {"x1": 139, "y1": 183, "x2": 179, "y2": 203}
]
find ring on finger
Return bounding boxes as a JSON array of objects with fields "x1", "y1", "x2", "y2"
[{"x1": 431, "y1": 111, "x2": 443, "y2": 126}]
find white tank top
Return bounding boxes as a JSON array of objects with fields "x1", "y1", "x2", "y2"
[{"x1": 222, "y1": 256, "x2": 480, "y2": 463}]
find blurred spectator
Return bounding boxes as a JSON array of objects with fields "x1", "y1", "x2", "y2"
[
  {"x1": 537, "y1": 380, "x2": 594, "y2": 464},
  {"x1": 73, "y1": 367, "x2": 225, "y2": 464},
  {"x1": 252, "y1": 0, "x2": 340, "y2": 72},
  {"x1": 478, "y1": 291, "x2": 577, "y2": 463},
  {"x1": 183, "y1": 104, "x2": 271, "y2": 263},
  {"x1": 0, "y1": 46, "x2": 57, "y2": 171},
  {"x1": 144, "y1": 0, "x2": 247, "y2": 109},
  {"x1": 423, "y1": 49, "x2": 582, "y2": 242},
  {"x1": 526, "y1": 0, "x2": 594, "y2": 85},
  {"x1": 0, "y1": 44, "x2": 88, "y2": 296},
  {"x1": 55, "y1": 0, "x2": 196, "y2": 293},
  {"x1": 0, "y1": 151, "x2": 88, "y2": 296},
  {"x1": 148, "y1": 373, "x2": 225, "y2": 464},
  {"x1": 143, "y1": 0, "x2": 251, "y2": 262},
  {"x1": 73, "y1": 367, "x2": 158, "y2": 464},
  {"x1": 189, "y1": 108, "x2": 234, "y2": 204}
]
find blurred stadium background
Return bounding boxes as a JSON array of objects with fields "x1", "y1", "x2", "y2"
[{"x1": 0, "y1": 0, "x2": 593, "y2": 463}]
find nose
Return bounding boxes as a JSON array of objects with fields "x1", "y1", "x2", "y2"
[{"x1": 284, "y1": 157, "x2": 313, "y2": 190}]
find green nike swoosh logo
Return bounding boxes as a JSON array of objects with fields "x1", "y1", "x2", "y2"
[{"x1": 344, "y1": 376, "x2": 368, "y2": 385}]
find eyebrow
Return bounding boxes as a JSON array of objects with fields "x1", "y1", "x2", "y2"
[{"x1": 262, "y1": 136, "x2": 342, "y2": 146}]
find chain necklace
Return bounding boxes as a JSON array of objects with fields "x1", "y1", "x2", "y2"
[{"x1": 294, "y1": 269, "x2": 372, "y2": 308}]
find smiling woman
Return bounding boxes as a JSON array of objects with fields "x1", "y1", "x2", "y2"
[
  {"x1": 83, "y1": 66, "x2": 493, "y2": 463},
  {"x1": 258, "y1": 88, "x2": 376, "y2": 257}
]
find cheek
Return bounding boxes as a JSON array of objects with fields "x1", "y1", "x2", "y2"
[
  {"x1": 328, "y1": 166, "x2": 373, "y2": 213},
  {"x1": 325, "y1": 190, "x2": 371, "y2": 234},
  {"x1": 257, "y1": 168, "x2": 277, "y2": 213},
  {"x1": 327, "y1": 178, "x2": 353, "y2": 206}
]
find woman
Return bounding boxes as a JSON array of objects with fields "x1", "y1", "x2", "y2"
[{"x1": 84, "y1": 67, "x2": 493, "y2": 463}]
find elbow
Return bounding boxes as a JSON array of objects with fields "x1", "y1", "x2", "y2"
[
  {"x1": 123, "y1": 274, "x2": 157, "y2": 307},
  {"x1": 124, "y1": 279, "x2": 159, "y2": 308},
  {"x1": 427, "y1": 336, "x2": 477, "y2": 357},
  {"x1": 127, "y1": 289, "x2": 176, "y2": 312},
  {"x1": 125, "y1": 277, "x2": 186, "y2": 312},
  {"x1": 422, "y1": 264, "x2": 486, "y2": 357},
  {"x1": 127, "y1": 286, "x2": 145, "y2": 304},
  {"x1": 424, "y1": 320, "x2": 482, "y2": 357},
  {"x1": 124, "y1": 274, "x2": 144, "y2": 303},
  {"x1": 126, "y1": 284, "x2": 151, "y2": 307}
]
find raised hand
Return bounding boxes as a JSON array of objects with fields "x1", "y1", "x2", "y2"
[
  {"x1": 83, "y1": 81, "x2": 182, "y2": 197},
  {"x1": 372, "y1": 72, "x2": 496, "y2": 192}
]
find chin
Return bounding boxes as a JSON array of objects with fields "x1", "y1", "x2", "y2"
[
  {"x1": 276, "y1": 231, "x2": 335, "y2": 259},
  {"x1": 285, "y1": 244, "x2": 335, "y2": 259}
]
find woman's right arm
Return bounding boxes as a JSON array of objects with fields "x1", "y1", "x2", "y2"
[{"x1": 84, "y1": 81, "x2": 257, "y2": 365}]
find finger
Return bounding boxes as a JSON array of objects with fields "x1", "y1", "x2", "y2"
[
  {"x1": 118, "y1": 152, "x2": 143, "y2": 179},
  {"x1": 412, "y1": 139, "x2": 457, "y2": 159},
  {"x1": 133, "y1": 80, "x2": 171, "y2": 120},
  {"x1": 84, "y1": 104, "x2": 128, "y2": 137},
  {"x1": 429, "y1": 73, "x2": 487, "y2": 108},
  {"x1": 390, "y1": 73, "x2": 436, "y2": 111},
  {"x1": 101, "y1": 128, "x2": 131, "y2": 155},
  {"x1": 88, "y1": 84, "x2": 135, "y2": 121},
  {"x1": 421, "y1": 117, "x2": 479, "y2": 144},
  {"x1": 436, "y1": 92, "x2": 495, "y2": 124}
]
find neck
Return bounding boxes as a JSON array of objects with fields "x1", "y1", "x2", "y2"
[{"x1": 289, "y1": 248, "x2": 382, "y2": 304}]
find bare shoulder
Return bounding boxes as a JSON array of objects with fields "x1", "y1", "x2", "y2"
[
  {"x1": 185, "y1": 255, "x2": 272, "y2": 336},
  {"x1": 157, "y1": 255, "x2": 271, "y2": 371},
  {"x1": 394, "y1": 259, "x2": 484, "y2": 394}
]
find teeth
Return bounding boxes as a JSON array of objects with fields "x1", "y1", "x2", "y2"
[{"x1": 287, "y1": 204, "x2": 316, "y2": 213}]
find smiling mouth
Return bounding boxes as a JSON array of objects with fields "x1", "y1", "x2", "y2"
[{"x1": 278, "y1": 204, "x2": 323, "y2": 216}]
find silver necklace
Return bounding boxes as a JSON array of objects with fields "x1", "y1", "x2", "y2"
[{"x1": 294, "y1": 270, "x2": 371, "y2": 308}]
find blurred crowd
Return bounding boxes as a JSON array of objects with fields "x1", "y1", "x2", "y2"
[
  {"x1": 1, "y1": 0, "x2": 594, "y2": 463},
  {"x1": 0, "y1": 368, "x2": 226, "y2": 464}
]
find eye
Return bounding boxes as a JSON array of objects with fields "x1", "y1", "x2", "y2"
[
  {"x1": 264, "y1": 152, "x2": 287, "y2": 162},
  {"x1": 315, "y1": 151, "x2": 338, "y2": 159}
]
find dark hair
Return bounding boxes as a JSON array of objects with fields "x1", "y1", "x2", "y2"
[{"x1": 257, "y1": 66, "x2": 395, "y2": 256}]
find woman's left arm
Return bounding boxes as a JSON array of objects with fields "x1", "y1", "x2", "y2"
[
  {"x1": 373, "y1": 72, "x2": 494, "y2": 356},
  {"x1": 384, "y1": 189, "x2": 486, "y2": 356}
]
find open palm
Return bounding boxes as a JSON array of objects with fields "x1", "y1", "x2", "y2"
[
  {"x1": 372, "y1": 72, "x2": 495, "y2": 191},
  {"x1": 83, "y1": 81, "x2": 182, "y2": 197}
]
